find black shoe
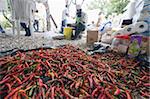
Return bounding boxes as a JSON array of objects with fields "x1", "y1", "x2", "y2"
[
  {"x1": 71, "y1": 37, "x2": 75, "y2": 40},
  {"x1": 77, "y1": 35, "x2": 82, "y2": 39},
  {"x1": 2, "y1": 31, "x2": 5, "y2": 33},
  {"x1": 25, "y1": 34, "x2": 31, "y2": 36},
  {"x1": 71, "y1": 36, "x2": 78, "y2": 40}
]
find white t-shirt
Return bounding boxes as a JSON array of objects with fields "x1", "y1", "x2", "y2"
[
  {"x1": 34, "y1": 13, "x2": 40, "y2": 20},
  {"x1": 62, "y1": 7, "x2": 69, "y2": 20}
]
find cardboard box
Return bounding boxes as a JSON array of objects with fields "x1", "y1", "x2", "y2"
[{"x1": 87, "y1": 30, "x2": 99, "y2": 45}]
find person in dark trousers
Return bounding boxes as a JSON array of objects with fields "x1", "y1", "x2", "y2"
[
  {"x1": 20, "y1": 22, "x2": 31, "y2": 36},
  {"x1": 60, "y1": 5, "x2": 69, "y2": 33},
  {"x1": 72, "y1": 5, "x2": 87, "y2": 40},
  {"x1": 0, "y1": 24, "x2": 5, "y2": 33},
  {"x1": 33, "y1": 10, "x2": 39, "y2": 32}
]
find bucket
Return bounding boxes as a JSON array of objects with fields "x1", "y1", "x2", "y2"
[{"x1": 64, "y1": 27, "x2": 73, "y2": 40}]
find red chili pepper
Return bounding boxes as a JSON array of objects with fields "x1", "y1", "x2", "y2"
[
  {"x1": 67, "y1": 74, "x2": 73, "y2": 79},
  {"x1": 105, "y1": 88, "x2": 113, "y2": 99},
  {"x1": 19, "y1": 90, "x2": 28, "y2": 99},
  {"x1": 107, "y1": 73, "x2": 115, "y2": 84},
  {"x1": 40, "y1": 61, "x2": 49, "y2": 69},
  {"x1": 51, "y1": 86, "x2": 55, "y2": 99},
  {"x1": 5, "y1": 83, "x2": 11, "y2": 92},
  {"x1": 140, "y1": 91, "x2": 150, "y2": 97},
  {"x1": 114, "y1": 87, "x2": 121, "y2": 95},
  {"x1": 46, "y1": 87, "x2": 51, "y2": 97},
  {"x1": 80, "y1": 89, "x2": 90, "y2": 96},
  {"x1": 0, "y1": 70, "x2": 7, "y2": 75},
  {"x1": 45, "y1": 60, "x2": 52, "y2": 69},
  {"x1": 17, "y1": 94, "x2": 21, "y2": 99},
  {"x1": 139, "y1": 76, "x2": 148, "y2": 81},
  {"x1": 22, "y1": 74, "x2": 34, "y2": 84},
  {"x1": 143, "y1": 83, "x2": 150, "y2": 87},
  {"x1": 12, "y1": 91, "x2": 18, "y2": 99},
  {"x1": 41, "y1": 87, "x2": 45, "y2": 99},
  {"x1": 75, "y1": 81, "x2": 80, "y2": 89},
  {"x1": 92, "y1": 86, "x2": 101, "y2": 97},
  {"x1": 52, "y1": 70, "x2": 58, "y2": 78},
  {"x1": 4, "y1": 85, "x2": 23, "y2": 99},
  {"x1": 98, "y1": 62, "x2": 106, "y2": 68},
  {"x1": 37, "y1": 90, "x2": 42, "y2": 99},
  {"x1": 38, "y1": 78, "x2": 48, "y2": 89},
  {"x1": 98, "y1": 93, "x2": 106, "y2": 99},
  {"x1": 25, "y1": 62, "x2": 29, "y2": 67},
  {"x1": 125, "y1": 90, "x2": 132, "y2": 99},
  {"x1": 13, "y1": 75, "x2": 22, "y2": 85},
  {"x1": 24, "y1": 86, "x2": 33, "y2": 92},
  {"x1": 0, "y1": 77, "x2": 10, "y2": 84},
  {"x1": 136, "y1": 81, "x2": 142, "y2": 87},
  {"x1": 37, "y1": 63, "x2": 43, "y2": 71},
  {"x1": 64, "y1": 70, "x2": 69, "y2": 76},
  {"x1": 20, "y1": 92, "x2": 28, "y2": 99},
  {"x1": 70, "y1": 82, "x2": 75, "y2": 89},
  {"x1": 141, "y1": 70, "x2": 147, "y2": 75},
  {"x1": 61, "y1": 89, "x2": 78, "y2": 99},
  {"x1": 88, "y1": 74, "x2": 94, "y2": 89}
]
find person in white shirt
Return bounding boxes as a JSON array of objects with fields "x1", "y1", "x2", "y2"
[
  {"x1": 33, "y1": 10, "x2": 40, "y2": 32},
  {"x1": 60, "y1": 5, "x2": 69, "y2": 33}
]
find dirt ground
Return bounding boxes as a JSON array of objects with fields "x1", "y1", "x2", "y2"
[{"x1": 0, "y1": 31, "x2": 88, "y2": 52}]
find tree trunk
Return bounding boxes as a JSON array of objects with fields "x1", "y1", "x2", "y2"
[{"x1": 43, "y1": 1, "x2": 51, "y2": 31}]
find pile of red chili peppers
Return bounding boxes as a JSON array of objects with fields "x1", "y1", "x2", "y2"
[{"x1": 0, "y1": 45, "x2": 149, "y2": 99}]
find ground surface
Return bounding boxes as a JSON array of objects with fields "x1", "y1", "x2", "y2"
[{"x1": 0, "y1": 30, "x2": 87, "y2": 52}]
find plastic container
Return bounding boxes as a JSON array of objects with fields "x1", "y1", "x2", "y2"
[
  {"x1": 127, "y1": 35, "x2": 142, "y2": 58},
  {"x1": 64, "y1": 27, "x2": 73, "y2": 40}
]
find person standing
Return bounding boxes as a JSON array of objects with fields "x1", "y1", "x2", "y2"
[
  {"x1": 33, "y1": 10, "x2": 40, "y2": 32},
  {"x1": 96, "y1": 12, "x2": 106, "y2": 27},
  {"x1": 60, "y1": 5, "x2": 69, "y2": 33}
]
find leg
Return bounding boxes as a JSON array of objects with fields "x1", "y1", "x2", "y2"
[
  {"x1": 20, "y1": 22, "x2": 30, "y2": 36},
  {"x1": 61, "y1": 20, "x2": 66, "y2": 33},
  {"x1": 36, "y1": 20, "x2": 39, "y2": 32},
  {"x1": 20, "y1": 22, "x2": 27, "y2": 29},
  {"x1": 0, "y1": 25, "x2": 5, "y2": 33},
  {"x1": 20, "y1": 22, "x2": 27, "y2": 36},
  {"x1": 26, "y1": 26, "x2": 31, "y2": 36},
  {"x1": 33, "y1": 20, "x2": 37, "y2": 31},
  {"x1": 73, "y1": 23, "x2": 85, "y2": 39}
]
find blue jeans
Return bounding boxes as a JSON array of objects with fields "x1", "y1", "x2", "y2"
[
  {"x1": 0, "y1": 25, "x2": 5, "y2": 33},
  {"x1": 61, "y1": 19, "x2": 66, "y2": 33}
]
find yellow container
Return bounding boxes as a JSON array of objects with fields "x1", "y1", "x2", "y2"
[{"x1": 64, "y1": 27, "x2": 73, "y2": 40}]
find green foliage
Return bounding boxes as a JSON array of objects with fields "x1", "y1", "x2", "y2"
[
  {"x1": 87, "y1": 0, "x2": 109, "y2": 12},
  {"x1": 1, "y1": 19, "x2": 11, "y2": 28},
  {"x1": 107, "y1": 0, "x2": 129, "y2": 15},
  {"x1": 87, "y1": 0, "x2": 129, "y2": 15}
]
